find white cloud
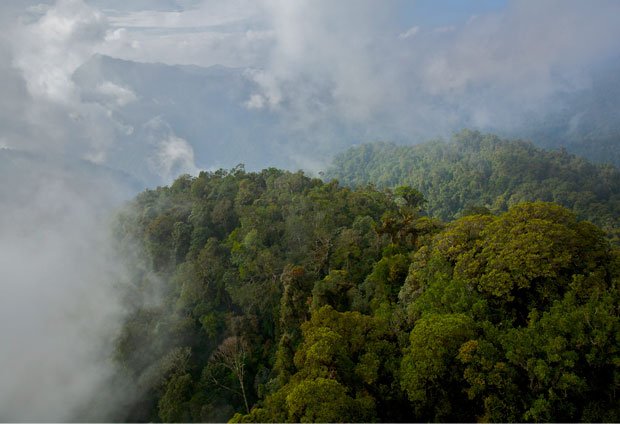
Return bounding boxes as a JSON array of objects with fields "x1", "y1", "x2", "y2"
[
  {"x1": 95, "y1": 81, "x2": 137, "y2": 106},
  {"x1": 244, "y1": 93, "x2": 265, "y2": 109},
  {"x1": 244, "y1": 68, "x2": 282, "y2": 108},
  {"x1": 143, "y1": 116, "x2": 199, "y2": 182},
  {"x1": 12, "y1": 0, "x2": 107, "y2": 103},
  {"x1": 0, "y1": 151, "x2": 134, "y2": 421},
  {"x1": 2, "y1": 0, "x2": 620, "y2": 173},
  {"x1": 242, "y1": 0, "x2": 620, "y2": 143},
  {"x1": 419, "y1": 0, "x2": 620, "y2": 99},
  {"x1": 104, "y1": 26, "x2": 125, "y2": 41},
  {"x1": 251, "y1": 0, "x2": 398, "y2": 127},
  {"x1": 95, "y1": 0, "x2": 267, "y2": 67},
  {"x1": 152, "y1": 135, "x2": 199, "y2": 182},
  {"x1": 398, "y1": 25, "x2": 419, "y2": 39}
]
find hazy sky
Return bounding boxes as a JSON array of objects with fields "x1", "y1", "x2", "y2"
[{"x1": 1, "y1": 0, "x2": 619, "y2": 176}]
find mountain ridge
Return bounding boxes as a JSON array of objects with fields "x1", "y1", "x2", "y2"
[{"x1": 326, "y1": 130, "x2": 620, "y2": 242}]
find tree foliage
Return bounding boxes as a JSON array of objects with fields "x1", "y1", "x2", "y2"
[
  {"x1": 112, "y1": 164, "x2": 620, "y2": 422},
  {"x1": 326, "y1": 130, "x2": 620, "y2": 244}
]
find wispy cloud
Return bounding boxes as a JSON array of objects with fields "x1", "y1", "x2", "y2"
[
  {"x1": 398, "y1": 25, "x2": 419, "y2": 39},
  {"x1": 13, "y1": 0, "x2": 106, "y2": 103},
  {"x1": 151, "y1": 134, "x2": 200, "y2": 182}
]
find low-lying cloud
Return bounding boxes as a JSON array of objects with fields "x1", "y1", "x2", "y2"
[
  {"x1": 3, "y1": 0, "x2": 620, "y2": 174},
  {"x1": 0, "y1": 152, "x2": 134, "y2": 421}
]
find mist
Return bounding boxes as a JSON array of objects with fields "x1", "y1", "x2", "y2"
[
  {"x1": 2, "y1": 0, "x2": 619, "y2": 180},
  {"x1": 0, "y1": 0, "x2": 619, "y2": 420},
  {"x1": 0, "y1": 151, "x2": 139, "y2": 421}
]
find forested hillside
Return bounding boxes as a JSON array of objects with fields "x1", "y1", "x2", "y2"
[
  {"x1": 112, "y1": 167, "x2": 619, "y2": 422},
  {"x1": 326, "y1": 130, "x2": 620, "y2": 243}
]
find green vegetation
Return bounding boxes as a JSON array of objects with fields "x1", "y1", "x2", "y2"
[
  {"x1": 326, "y1": 130, "x2": 620, "y2": 243},
  {"x1": 112, "y1": 164, "x2": 619, "y2": 422}
]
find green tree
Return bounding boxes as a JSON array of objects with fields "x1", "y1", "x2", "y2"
[{"x1": 401, "y1": 313, "x2": 477, "y2": 420}]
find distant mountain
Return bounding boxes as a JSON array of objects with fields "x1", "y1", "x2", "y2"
[
  {"x1": 73, "y1": 54, "x2": 281, "y2": 184},
  {"x1": 326, "y1": 130, "x2": 620, "y2": 242},
  {"x1": 71, "y1": 55, "x2": 620, "y2": 187},
  {"x1": 0, "y1": 147, "x2": 142, "y2": 207}
]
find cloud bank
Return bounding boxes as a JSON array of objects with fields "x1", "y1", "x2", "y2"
[
  {"x1": 0, "y1": 151, "x2": 135, "y2": 421},
  {"x1": 3, "y1": 0, "x2": 620, "y2": 174}
]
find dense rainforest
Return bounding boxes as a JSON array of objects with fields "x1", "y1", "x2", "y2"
[
  {"x1": 112, "y1": 162, "x2": 619, "y2": 422},
  {"x1": 326, "y1": 130, "x2": 620, "y2": 244}
]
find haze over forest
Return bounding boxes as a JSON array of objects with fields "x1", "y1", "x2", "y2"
[{"x1": 0, "y1": 0, "x2": 619, "y2": 421}]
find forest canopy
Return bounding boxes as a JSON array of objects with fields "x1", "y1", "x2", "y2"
[
  {"x1": 326, "y1": 130, "x2": 620, "y2": 243},
  {"x1": 112, "y1": 164, "x2": 620, "y2": 422}
]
